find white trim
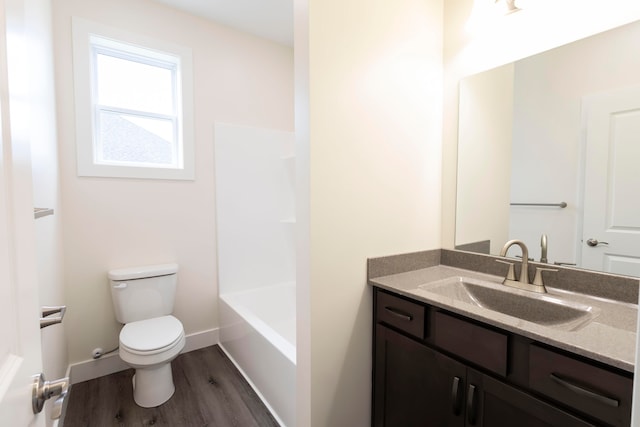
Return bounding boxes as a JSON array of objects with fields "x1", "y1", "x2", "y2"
[
  {"x1": 71, "y1": 17, "x2": 195, "y2": 180},
  {"x1": 67, "y1": 328, "x2": 218, "y2": 384},
  {"x1": 181, "y1": 328, "x2": 219, "y2": 354},
  {"x1": 0, "y1": 355, "x2": 22, "y2": 402},
  {"x1": 219, "y1": 343, "x2": 288, "y2": 427}
]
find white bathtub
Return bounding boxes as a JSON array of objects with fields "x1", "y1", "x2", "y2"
[{"x1": 219, "y1": 282, "x2": 296, "y2": 427}]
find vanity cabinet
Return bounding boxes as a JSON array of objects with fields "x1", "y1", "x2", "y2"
[
  {"x1": 467, "y1": 369, "x2": 595, "y2": 426},
  {"x1": 372, "y1": 288, "x2": 632, "y2": 427},
  {"x1": 374, "y1": 324, "x2": 465, "y2": 426}
]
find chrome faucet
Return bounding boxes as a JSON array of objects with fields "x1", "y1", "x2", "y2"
[
  {"x1": 540, "y1": 234, "x2": 548, "y2": 263},
  {"x1": 499, "y1": 239, "x2": 530, "y2": 285},
  {"x1": 497, "y1": 239, "x2": 555, "y2": 293}
]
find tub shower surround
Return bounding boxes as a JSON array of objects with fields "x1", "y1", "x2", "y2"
[
  {"x1": 219, "y1": 282, "x2": 295, "y2": 427},
  {"x1": 214, "y1": 123, "x2": 296, "y2": 427}
]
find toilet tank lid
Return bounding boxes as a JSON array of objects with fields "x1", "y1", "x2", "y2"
[{"x1": 108, "y1": 263, "x2": 178, "y2": 281}]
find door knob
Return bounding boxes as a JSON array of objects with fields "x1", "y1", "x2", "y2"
[
  {"x1": 586, "y1": 238, "x2": 609, "y2": 247},
  {"x1": 32, "y1": 373, "x2": 69, "y2": 419}
]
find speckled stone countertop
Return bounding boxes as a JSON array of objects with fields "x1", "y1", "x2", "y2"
[{"x1": 368, "y1": 250, "x2": 639, "y2": 373}]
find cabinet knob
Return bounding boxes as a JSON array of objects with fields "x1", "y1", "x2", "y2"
[
  {"x1": 383, "y1": 306, "x2": 413, "y2": 322},
  {"x1": 467, "y1": 384, "x2": 478, "y2": 425},
  {"x1": 451, "y1": 376, "x2": 463, "y2": 415},
  {"x1": 550, "y1": 373, "x2": 620, "y2": 408}
]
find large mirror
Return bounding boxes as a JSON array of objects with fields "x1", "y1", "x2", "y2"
[{"x1": 455, "y1": 19, "x2": 640, "y2": 277}]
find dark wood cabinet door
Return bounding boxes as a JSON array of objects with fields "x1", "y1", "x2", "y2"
[
  {"x1": 374, "y1": 325, "x2": 466, "y2": 427},
  {"x1": 372, "y1": 289, "x2": 625, "y2": 427},
  {"x1": 467, "y1": 369, "x2": 595, "y2": 427},
  {"x1": 528, "y1": 344, "x2": 632, "y2": 427}
]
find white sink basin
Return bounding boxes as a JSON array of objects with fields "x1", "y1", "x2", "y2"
[{"x1": 419, "y1": 276, "x2": 601, "y2": 331}]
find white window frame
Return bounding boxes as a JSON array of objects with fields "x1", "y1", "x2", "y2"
[{"x1": 72, "y1": 17, "x2": 195, "y2": 180}]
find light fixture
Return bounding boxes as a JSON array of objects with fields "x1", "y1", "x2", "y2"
[
  {"x1": 496, "y1": 0, "x2": 521, "y2": 15},
  {"x1": 466, "y1": 0, "x2": 525, "y2": 35}
]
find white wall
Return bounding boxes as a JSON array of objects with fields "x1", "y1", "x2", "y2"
[
  {"x1": 52, "y1": 0, "x2": 294, "y2": 365},
  {"x1": 297, "y1": 0, "x2": 444, "y2": 425},
  {"x1": 509, "y1": 20, "x2": 640, "y2": 263},
  {"x1": 456, "y1": 63, "x2": 513, "y2": 254},
  {"x1": 214, "y1": 123, "x2": 295, "y2": 295},
  {"x1": 453, "y1": 20, "x2": 640, "y2": 262},
  {"x1": 442, "y1": 0, "x2": 640, "y2": 251}
]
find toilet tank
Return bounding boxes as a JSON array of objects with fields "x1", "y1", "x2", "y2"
[{"x1": 108, "y1": 263, "x2": 178, "y2": 324}]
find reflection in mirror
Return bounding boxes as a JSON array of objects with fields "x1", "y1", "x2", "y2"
[{"x1": 455, "y1": 20, "x2": 640, "y2": 277}]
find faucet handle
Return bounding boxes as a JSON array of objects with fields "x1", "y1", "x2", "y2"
[
  {"x1": 495, "y1": 259, "x2": 517, "y2": 281},
  {"x1": 533, "y1": 267, "x2": 558, "y2": 286}
]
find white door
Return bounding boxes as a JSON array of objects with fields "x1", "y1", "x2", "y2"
[
  {"x1": 581, "y1": 86, "x2": 640, "y2": 276},
  {"x1": 0, "y1": 0, "x2": 46, "y2": 425}
]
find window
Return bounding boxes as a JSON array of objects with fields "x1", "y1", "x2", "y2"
[{"x1": 72, "y1": 18, "x2": 194, "y2": 180}]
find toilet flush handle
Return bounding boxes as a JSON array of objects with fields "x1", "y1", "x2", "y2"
[{"x1": 113, "y1": 282, "x2": 128, "y2": 289}]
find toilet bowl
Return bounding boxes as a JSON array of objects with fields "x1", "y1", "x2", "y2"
[
  {"x1": 118, "y1": 315, "x2": 186, "y2": 407},
  {"x1": 108, "y1": 263, "x2": 184, "y2": 408}
]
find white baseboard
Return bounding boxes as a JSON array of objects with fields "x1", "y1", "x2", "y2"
[
  {"x1": 68, "y1": 327, "x2": 219, "y2": 384},
  {"x1": 182, "y1": 327, "x2": 219, "y2": 353},
  {"x1": 219, "y1": 343, "x2": 288, "y2": 427}
]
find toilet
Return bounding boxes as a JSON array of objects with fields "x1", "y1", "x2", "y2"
[{"x1": 108, "y1": 263, "x2": 185, "y2": 408}]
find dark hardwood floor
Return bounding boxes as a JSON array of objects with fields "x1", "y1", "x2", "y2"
[{"x1": 61, "y1": 345, "x2": 281, "y2": 427}]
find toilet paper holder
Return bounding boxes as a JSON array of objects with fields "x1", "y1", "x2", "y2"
[{"x1": 40, "y1": 305, "x2": 66, "y2": 329}]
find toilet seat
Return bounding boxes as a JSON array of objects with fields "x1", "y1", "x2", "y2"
[
  {"x1": 118, "y1": 319, "x2": 186, "y2": 408},
  {"x1": 120, "y1": 315, "x2": 184, "y2": 355}
]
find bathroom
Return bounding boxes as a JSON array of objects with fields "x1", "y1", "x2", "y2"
[{"x1": 2, "y1": 0, "x2": 640, "y2": 426}]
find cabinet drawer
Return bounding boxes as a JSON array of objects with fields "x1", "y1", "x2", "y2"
[
  {"x1": 529, "y1": 344, "x2": 632, "y2": 427},
  {"x1": 434, "y1": 311, "x2": 508, "y2": 376},
  {"x1": 376, "y1": 291, "x2": 425, "y2": 339}
]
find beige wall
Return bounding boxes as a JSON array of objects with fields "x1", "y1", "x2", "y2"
[
  {"x1": 298, "y1": 0, "x2": 444, "y2": 425},
  {"x1": 442, "y1": 0, "x2": 640, "y2": 250},
  {"x1": 53, "y1": 0, "x2": 294, "y2": 365},
  {"x1": 299, "y1": 2, "x2": 640, "y2": 424},
  {"x1": 48, "y1": 0, "x2": 640, "y2": 424}
]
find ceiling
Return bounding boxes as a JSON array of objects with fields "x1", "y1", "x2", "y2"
[{"x1": 152, "y1": 0, "x2": 293, "y2": 46}]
